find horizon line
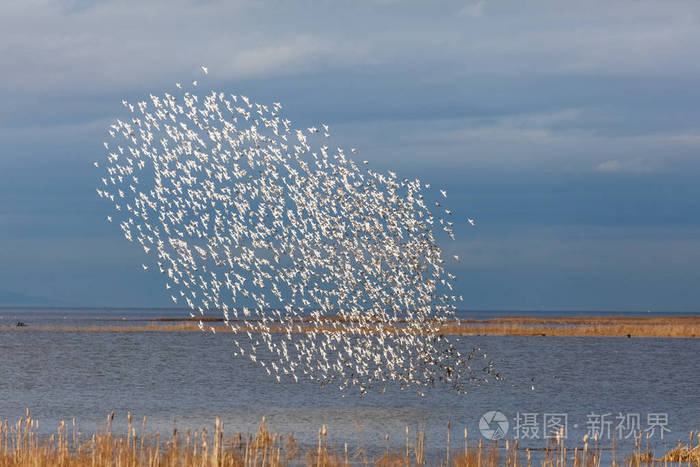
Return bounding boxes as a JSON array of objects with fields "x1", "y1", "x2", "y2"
[{"x1": 0, "y1": 306, "x2": 697, "y2": 314}]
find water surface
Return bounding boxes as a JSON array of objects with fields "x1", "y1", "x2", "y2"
[{"x1": 1, "y1": 318, "x2": 697, "y2": 462}]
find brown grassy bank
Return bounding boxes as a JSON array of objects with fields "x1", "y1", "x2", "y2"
[
  {"x1": 1, "y1": 411, "x2": 698, "y2": 466},
  {"x1": 3, "y1": 316, "x2": 700, "y2": 338},
  {"x1": 441, "y1": 315, "x2": 700, "y2": 338}
]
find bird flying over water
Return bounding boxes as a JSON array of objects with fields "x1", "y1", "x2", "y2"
[{"x1": 97, "y1": 67, "x2": 493, "y2": 395}]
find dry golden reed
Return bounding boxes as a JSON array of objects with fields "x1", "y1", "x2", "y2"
[{"x1": 1, "y1": 411, "x2": 698, "y2": 466}]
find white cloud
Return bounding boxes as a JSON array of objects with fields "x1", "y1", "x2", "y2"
[
  {"x1": 457, "y1": 1, "x2": 485, "y2": 18},
  {"x1": 220, "y1": 35, "x2": 368, "y2": 78},
  {"x1": 594, "y1": 158, "x2": 658, "y2": 174}
]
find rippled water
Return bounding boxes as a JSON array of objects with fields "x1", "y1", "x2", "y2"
[{"x1": 1, "y1": 310, "x2": 698, "y2": 463}]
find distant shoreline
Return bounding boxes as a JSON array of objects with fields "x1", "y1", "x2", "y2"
[
  {"x1": 2, "y1": 306, "x2": 698, "y2": 315},
  {"x1": 3, "y1": 315, "x2": 699, "y2": 338}
]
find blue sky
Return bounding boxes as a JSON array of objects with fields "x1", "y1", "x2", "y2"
[{"x1": 2, "y1": 0, "x2": 700, "y2": 310}]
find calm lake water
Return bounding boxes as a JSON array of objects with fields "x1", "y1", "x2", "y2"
[{"x1": 1, "y1": 308, "x2": 698, "y2": 463}]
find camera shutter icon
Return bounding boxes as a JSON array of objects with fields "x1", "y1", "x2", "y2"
[{"x1": 479, "y1": 411, "x2": 509, "y2": 440}]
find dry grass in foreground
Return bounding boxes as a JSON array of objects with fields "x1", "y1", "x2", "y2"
[
  {"x1": 4, "y1": 315, "x2": 700, "y2": 338},
  {"x1": 1, "y1": 411, "x2": 698, "y2": 466}
]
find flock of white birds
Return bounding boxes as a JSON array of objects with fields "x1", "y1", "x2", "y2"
[{"x1": 96, "y1": 67, "x2": 495, "y2": 395}]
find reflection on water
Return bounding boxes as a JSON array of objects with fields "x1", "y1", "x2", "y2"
[{"x1": 1, "y1": 317, "x2": 698, "y2": 462}]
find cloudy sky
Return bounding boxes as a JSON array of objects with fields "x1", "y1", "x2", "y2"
[{"x1": 2, "y1": 0, "x2": 700, "y2": 310}]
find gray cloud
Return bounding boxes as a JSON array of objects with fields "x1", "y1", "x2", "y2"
[
  {"x1": 3, "y1": 0, "x2": 700, "y2": 93},
  {"x1": 3, "y1": 0, "x2": 700, "y2": 308}
]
